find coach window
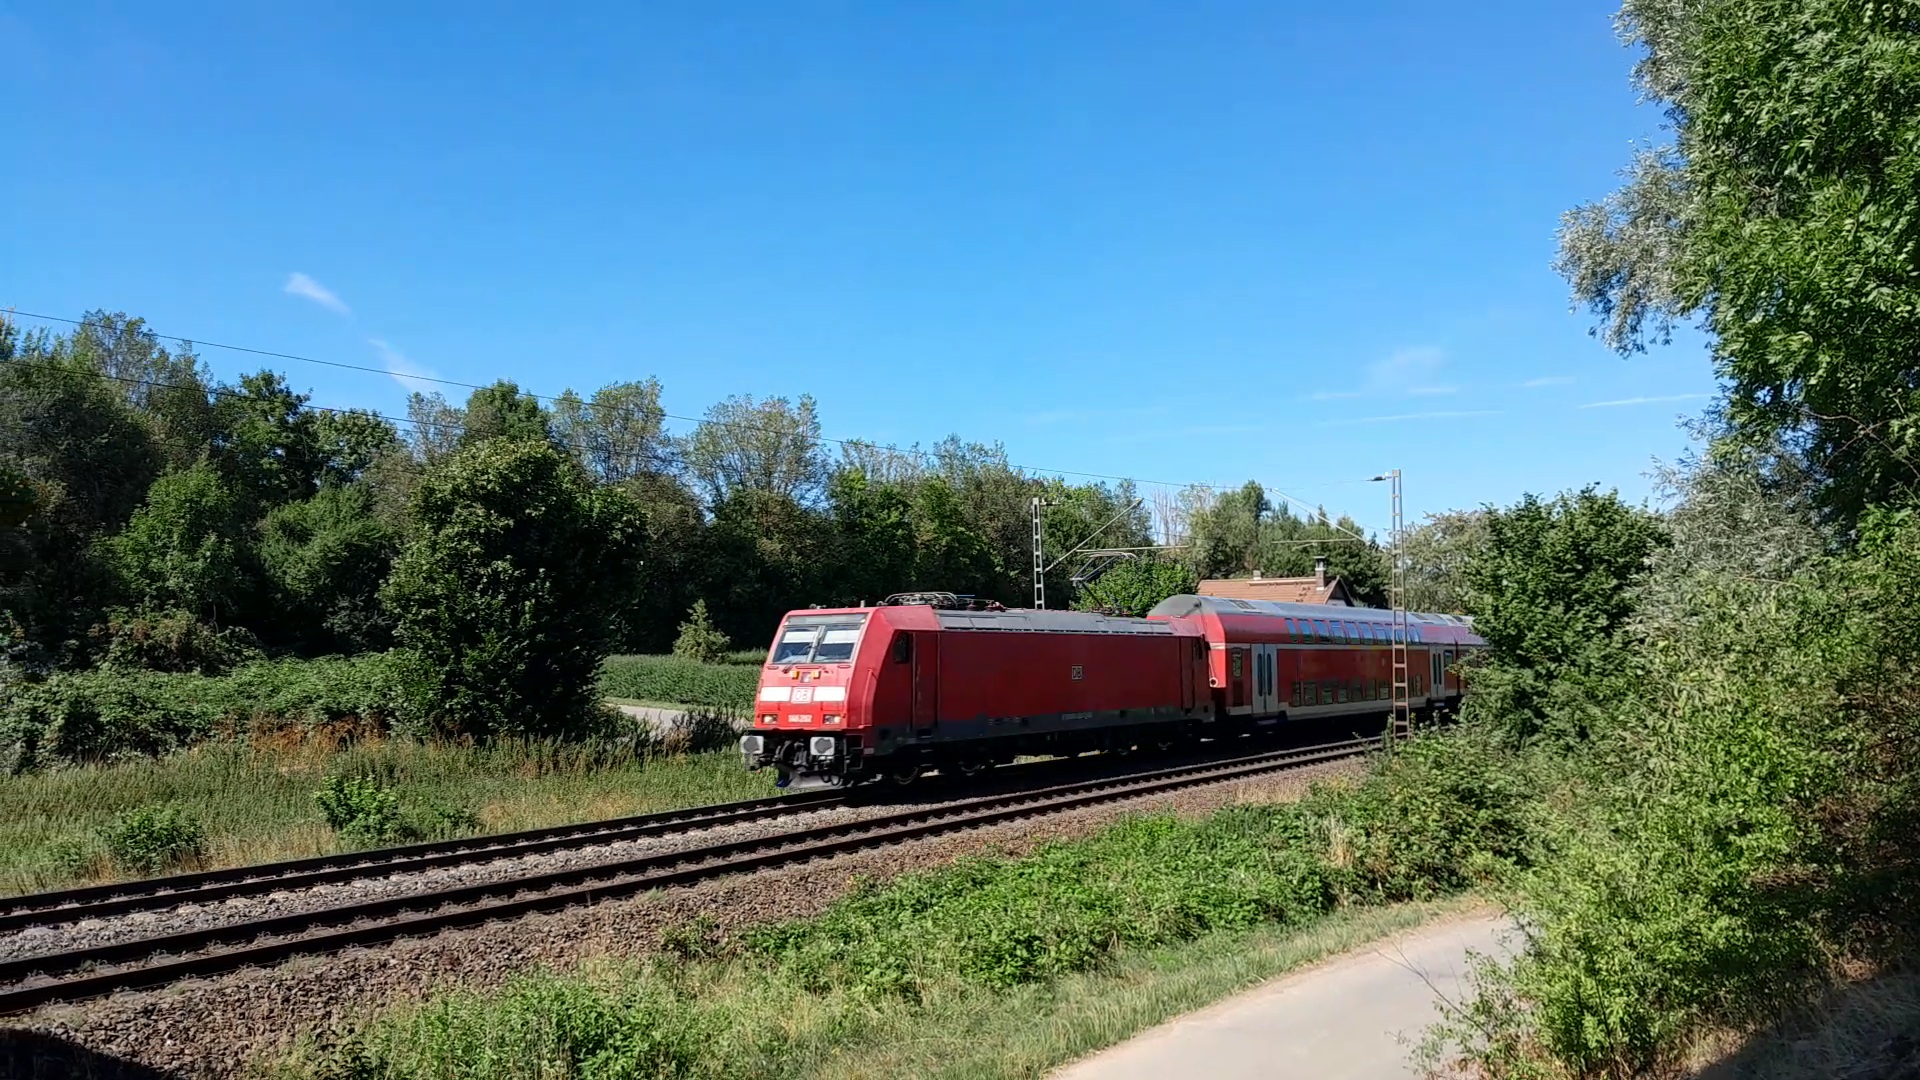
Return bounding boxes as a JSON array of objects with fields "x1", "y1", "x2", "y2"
[
  {"x1": 1231, "y1": 651, "x2": 1243, "y2": 679},
  {"x1": 1311, "y1": 619, "x2": 1329, "y2": 642}
]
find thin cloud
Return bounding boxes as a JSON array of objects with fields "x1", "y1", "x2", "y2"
[
  {"x1": 368, "y1": 338, "x2": 440, "y2": 391},
  {"x1": 284, "y1": 272, "x2": 350, "y2": 316},
  {"x1": 1578, "y1": 393, "x2": 1709, "y2": 409},
  {"x1": 1523, "y1": 375, "x2": 1577, "y2": 388},
  {"x1": 1318, "y1": 409, "x2": 1503, "y2": 427},
  {"x1": 1312, "y1": 345, "x2": 1452, "y2": 401}
]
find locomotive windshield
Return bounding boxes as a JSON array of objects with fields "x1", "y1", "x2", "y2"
[{"x1": 770, "y1": 614, "x2": 868, "y2": 664}]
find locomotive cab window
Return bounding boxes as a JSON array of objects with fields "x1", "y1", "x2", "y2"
[
  {"x1": 772, "y1": 613, "x2": 869, "y2": 665},
  {"x1": 891, "y1": 633, "x2": 912, "y2": 664}
]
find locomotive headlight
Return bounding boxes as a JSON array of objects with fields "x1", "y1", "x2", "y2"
[
  {"x1": 809, "y1": 736, "x2": 837, "y2": 758},
  {"x1": 759, "y1": 714, "x2": 777, "y2": 725},
  {"x1": 739, "y1": 735, "x2": 765, "y2": 755},
  {"x1": 823, "y1": 713, "x2": 843, "y2": 725}
]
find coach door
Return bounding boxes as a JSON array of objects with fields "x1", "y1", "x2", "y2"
[
  {"x1": 1253, "y1": 643, "x2": 1279, "y2": 718},
  {"x1": 911, "y1": 633, "x2": 939, "y2": 741}
]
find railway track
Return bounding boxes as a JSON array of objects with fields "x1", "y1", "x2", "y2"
[
  {"x1": 0, "y1": 789, "x2": 850, "y2": 933},
  {"x1": 0, "y1": 735, "x2": 1376, "y2": 1015}
]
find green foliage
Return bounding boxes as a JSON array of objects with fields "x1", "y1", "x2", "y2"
[
  {"x1": 670, "y1": 601, "x2": 732, "y2": 665},
  {"x1": 314, "y1": 775, "x2": 412, "y2": 847},
  {"x1": 0, "y1": 654, "x2": 411, "y2": 774},
  {"x1": 0, "y1": 461, "x2": 37, "y2": 529},
  {"x1": 1461, "y1": 486, "x2": 1667, "y2": 745},
  {"x1": 92, "y1": 608, "x2": 262, "y2": 675},
  {"x1": 1179, "y1": 482, "x2": 1389, "y2": 606},
  {"x1": 1398, "y1": 509, "x2": 1489, "y2": 614},
  {"x1": 598, "y1": 655, "x2": 760, "y2": 709},
  {"x1": 1072, "y1": 558, "x2": 1197, "y2": 616},
  {"x1": 258, "y1": 484, "x2": 397, "y2": 651},
  {"x1": 103, "y1": 461, "x2": 248, "y2": 624},
  {"x1": 211, "y1": 370, "x2": 326, "y2": 512},
  {"x1": 1559, "y1": 0, "x2": 1920, "y2": 526},
  {"x1": 458, "y1": 380, "x2": 554, "y2": 449},
  {"x1": 381, "y1": 439, "x2": 646, "y2": 741},
  {"x1": 99, "y1": 803, "x2": 205, "y2": 875},
  {"x1": 0, "y1": 346, "x2": 164, "y2": 643}
]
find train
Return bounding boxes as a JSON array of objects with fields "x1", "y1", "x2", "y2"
[{"x1": 737, "y1": 592, "x2": 1486, "y2": 788}]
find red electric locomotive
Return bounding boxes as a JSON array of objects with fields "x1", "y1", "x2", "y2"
[{"x1": 738, "y1": 593, "x2": 1483, "y2": 787}]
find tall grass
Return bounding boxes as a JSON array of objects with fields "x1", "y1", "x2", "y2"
[{"x1": 0, "y1": 736, "x2": 776, "y2": 895}]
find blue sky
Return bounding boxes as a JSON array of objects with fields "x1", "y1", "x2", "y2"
[{"x1": 0, "y1": 1, "x2": 1716, "y2": 538}]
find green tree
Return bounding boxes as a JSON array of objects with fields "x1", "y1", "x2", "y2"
[
  {"x1": 826, "y1": 470, "x2": 918, "y2": 604},
  {"x1": 553, "y1": 379, "x2": 672, "y2": 484},
  {"x1": 1462, "y1": 486, "x2": 1668, "y2": 742},
  {"x1": 381, "y1": 439, "x2": 645, "y2": 740},
  {"x1": 47, "y1": 311, "x2": 221, "y2": 472},
  {"x1": 0, "y1": 463, "x2": 38, "y2": 530},
  {"x1": 211, "y1": 371, "x2": 325, "y2": 511},
  {"x1": 1072, "y1": 558, "x2": 1198, "y2": 617},
  {"x1": 909, "y1": 476, "x2": 1000, "y2": 598},
  {"x1": 672, "y1": 599, "x2": 732, "y2": 664},
  {"x1": 0, "y1": 348, "x2": 165, "y2": 644},
  {"x1": 314, "y1": 409, "x2": 402, "y2": 487},
  {"x1": 685, "y1": 394, "x2": 827, "y2": 506},
  {"x1": 703, "y1": 489, "x2": 831, "y2": 643},
  {"x1": 258, "y1": 484, "x2": 398, "y2": 652},
  {"x1": 459, "y1": 380, "x2": 553, "y2": 449},
  {"x1": 103, "y1": 462, "x2": 247, "y2": 624},
  {"x1": 1557, "y1": 0, "x2": 1920, "y2": 526},
  {"x1": 1396, "y1": 510, "x2": 1490, "y2": 614}
]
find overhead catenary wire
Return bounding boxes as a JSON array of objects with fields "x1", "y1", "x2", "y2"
[{"x1": 1, "y1": 307, "x2": 1382, "y2": 543}]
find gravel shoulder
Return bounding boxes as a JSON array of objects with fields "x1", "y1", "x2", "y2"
[{"x1": 2, "y1": 759, "x2": 1364, "y2": 1080}]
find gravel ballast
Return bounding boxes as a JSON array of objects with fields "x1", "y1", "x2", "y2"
[{"x1": 2, "y1": 760, "x2": 1363, "y2": 1080}]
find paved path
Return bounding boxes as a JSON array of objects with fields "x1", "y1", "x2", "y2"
[
  {"x1": 1052, "y1": 913, "x2": 1514, "y2": 1080},
  {"x1": 609, "y1": 702, "x2": 688, "y2": 732}
]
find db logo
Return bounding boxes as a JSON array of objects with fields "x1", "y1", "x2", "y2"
[{"x1": 1070, "y1": 665, "x2": 1084, "y2": 681}]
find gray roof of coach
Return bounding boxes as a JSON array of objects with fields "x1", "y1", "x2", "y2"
[
  {"x1": 932, "y1": 608, "x2": 1178, "y2": 634},
  {"x1": 1147, "y1": 593, "x2": 1474, "y2": 626}
]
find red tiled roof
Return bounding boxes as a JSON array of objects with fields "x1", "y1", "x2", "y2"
[{"x1": 1197, "y1": 576, "x2": 1352, "y2": 605}]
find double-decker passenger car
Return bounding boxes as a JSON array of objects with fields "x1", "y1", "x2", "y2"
[{"x1": 738, "y1": 594, "x2": 1483, "y2": 787}]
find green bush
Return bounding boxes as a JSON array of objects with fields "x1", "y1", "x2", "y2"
[
  {"x1": 314, "y1": 775, "x2": 413, "y2": 847},
  {"x1": 91, "y1": 608, "x2": 263, "y2": 675},
  {"x1": 670, "y1": 600, "x2": 732, "y2": 665},
  {"x1": 598, "y1": 656, "x2": 760, "y2": 709},
  {"x1": 0, "y1": 667, "x2": 212, "y2": 773},
  {"x1": 0, "y1": 653, "x2": 413, "y2": 774},
  {"x1": 100, "y1": 803, "x2": 205, "y2": 875},
  {"x1": 381, "y1": 439, "x2": 647, "y2": 741}
]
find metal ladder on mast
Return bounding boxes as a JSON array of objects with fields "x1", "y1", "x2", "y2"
[{"x1": 1386, "y1": 472, "x2": 1411, "y2": 739}]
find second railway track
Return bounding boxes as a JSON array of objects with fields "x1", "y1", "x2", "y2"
[{"x1": 0, "y1": 735, "x2": 1376, "y2": 1015}]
